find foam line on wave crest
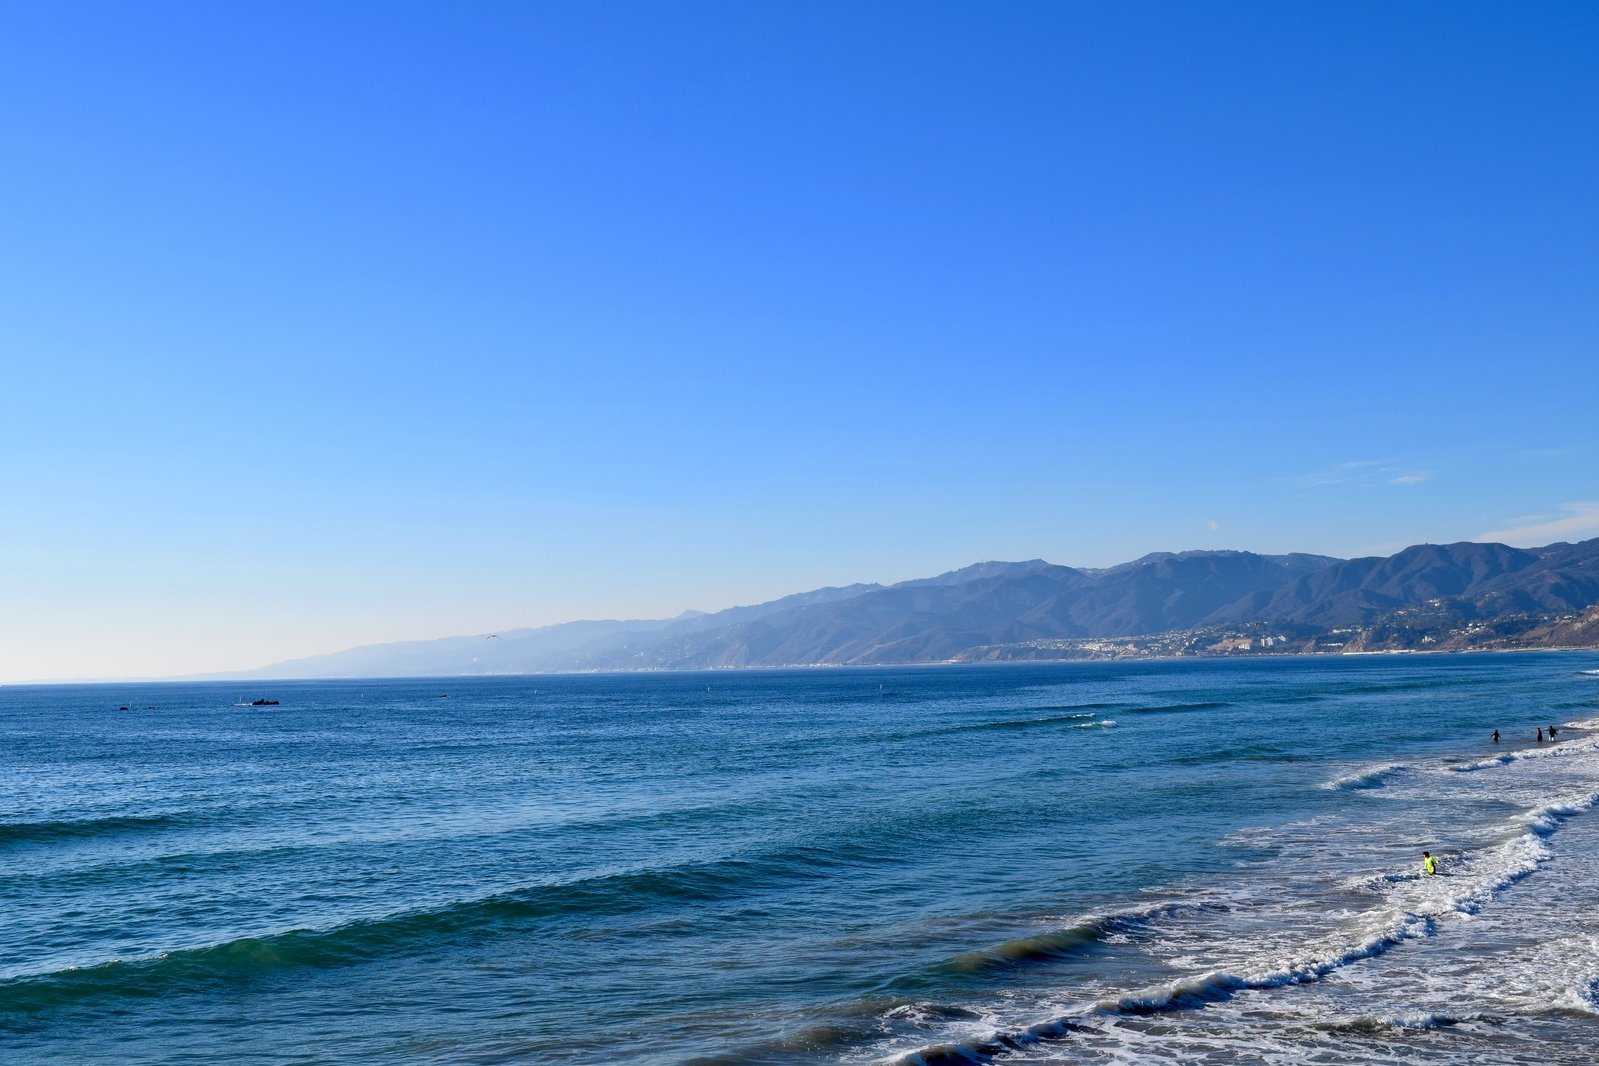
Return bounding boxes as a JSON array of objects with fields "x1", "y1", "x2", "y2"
[
  {"x1": 1321, "y1": 763, "x2": 1412, "y2": 791},
  {"x1": 1451, "y1": 732, "x2": 1599, "y2": 773},
  {"x1": 1525, "y1": 790, "x2": 1599, "y2": 837},
  {"x1": 1104, "y1": 809, "x2": 1578, "y2": 1009},
  {"x1": 884, "y1": 900, "x2": 1223, "y2": 1063},
  {"x1": 1098, "y1": 907, "x2": 1441, "y2": 1014},
  {"x1": 1342, "y1": 781, "x2": 1599, "y2": 897},
  {"x1": 682, "y1": 999, "x2": 994, "y2": 1064},
  {"x1": 1093, "y1": 824, "x2": 1541, "y2": 1016},
  {"x1": 902, "y1": 709, "x2": 1123, "y2": 742},
  {"x1": 891, "y1": 784, "x2": 1599, "y2": 1065},
  {"x1": 1548, "y1": 932, "x2": 1599, "y2": 1017},
  {"x1": 1316, "y1": 1009, "x2": 1500, "y2": 1033},
  {"x1": 894, "y1": 1007, "x2": 1506, "y2": 1066},
  {"x1": 1125, "y1": 701, "x2": 1232, "y2": 716},
  {"x1": 890, "y1": 1019, "x2": 1100, "y2": 1066}
]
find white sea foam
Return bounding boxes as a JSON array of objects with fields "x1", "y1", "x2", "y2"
[
  {"x1": 1323, "y1": 763, "x2": 1410, "y2": 791},
  {"x1": 1451, "y1": 752, "x2": 1516, "y2": 772},
  {"x1": 1349, "y1": 1009, "x2": 1491, "y2": 1030},
  {"x1": 882, "y1": 692, "x2": 1599, "y2": 1066},
  {"x1": 1549, "y1": 937, "x2": 1599, "y2": 1017},
  {"x1": 1099, "y1": 900, "x2": 1444, "y2": 1015},
  {"x1": 1451, "y1": 732, "x2": 1599, "y2": 773}
]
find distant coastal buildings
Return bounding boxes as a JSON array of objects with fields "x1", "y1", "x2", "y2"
[{"x1": 955, "y1": 605, "x2": 1599, "y2": 663}]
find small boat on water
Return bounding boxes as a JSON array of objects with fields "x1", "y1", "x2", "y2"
[{"x1": 250, "y1": 698, "x2": 280, "y2": 706}]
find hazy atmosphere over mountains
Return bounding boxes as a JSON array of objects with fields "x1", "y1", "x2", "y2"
[
  {"x1": 218, "y1": 539, "x2": 1599, "y2": 680},
  {"x1": 5, "y1": 4, "x2": 1595, "y2": 686}
]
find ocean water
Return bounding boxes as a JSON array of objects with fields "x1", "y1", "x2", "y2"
[{"x1": 5, "y1": 653, "x2": 1599, "y2": 1064}]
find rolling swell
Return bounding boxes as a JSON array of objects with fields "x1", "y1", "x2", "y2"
[
  {"x1": 1032, "y1": 702, "x2": 1124, "y2": 712},
  {"x1": 1344, "y1": 677, "x2": 1461, "y2": 696},
  {"x1": 1324, "y1": 764, "x2": 1411, "y2": 791},
  {"x1": 939, "y1": 919, "x2": 1119, "y2": 974},
  {"x1": 894, "y1": 1018, "x2": 1095, "y2": 1065},
  {"x1": 1317, "y1": 1009, "x2": 1496, "y2": 1033},
  {"x1": 890, "y1": 911, "x2": 1443, "y2": 1066},
  {"x1": 937, "y1": 903, "x2": 1199, "y2": 975},
  {"x1": 680, "y1": 996, "x2": 975, "y2": 1065},
  {"x1": 0, "y1": 812, "x2": 197, "y2": 848},
  {"x1": 0, "y1": 840, "x2": 880, "y2": 1013},
  {"x1": 1127, "y1": 701, "x2": 1231, "y2": 716},
  {"x1": 898, "y1": 708, "x2": 1120, "y2": 742},
  {"x1": 975, "y1": 711, "x2": 1105, "y2": 733}
]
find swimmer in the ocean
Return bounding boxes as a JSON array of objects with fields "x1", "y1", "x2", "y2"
[
  {"x1": 1492, "y1": 730, "x2": 1500, "y2": 743},
  {"x1": 1537, "y1": 727, "x2": 1545, "y2": 743},
  {"x1": 1422, "y1": 851, "x2": 1438, "y2": 876}
]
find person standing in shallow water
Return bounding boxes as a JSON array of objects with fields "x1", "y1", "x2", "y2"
[
  {"x1": 1550, "y1": 726, "x2": 1559, "y2": 738},
  {"x1": 1538, "y1": 728, "x2": 1545, "y2": 743},
  {"x1": 1422, "y1": 851, "x2": 1438, "y2": 876},
  {"x1": 1492, "y1": 730, "x2": 1500, "y2": 743}
]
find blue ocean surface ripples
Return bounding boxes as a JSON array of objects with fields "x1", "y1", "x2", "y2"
[{"x1": 4, "y1": 653, "x2": 1599, "y2": 1063}]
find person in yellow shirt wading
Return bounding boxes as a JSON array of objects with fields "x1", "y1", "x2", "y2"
[{"x1": 1422, "y1": 851, "x2": 1438, "y2": 876}]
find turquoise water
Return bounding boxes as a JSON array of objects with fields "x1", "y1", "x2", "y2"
[{"x1": 5, "y1": 653, "x2": 1599, "y2": 1063}]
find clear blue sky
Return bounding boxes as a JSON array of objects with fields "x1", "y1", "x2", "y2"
[{"x1": 2, "y1": 1, "x2": 1596, "y2": 680}]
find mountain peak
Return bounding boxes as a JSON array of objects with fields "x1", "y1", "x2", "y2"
[
  {"x1": 892, "y1": 560, "x2": 1056, "y2": 589},
  {"x1": 212, "y1": 539, "x2": 1599, "y2": 678}
]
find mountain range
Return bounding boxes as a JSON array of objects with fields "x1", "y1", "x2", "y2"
[{"x1": 210, "y1": 538, "x2": 1599, "y2": 679}]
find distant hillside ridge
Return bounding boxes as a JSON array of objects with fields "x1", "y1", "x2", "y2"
[{"x1": 208, "y1": 539, "x2": 1599, "y2": 678}]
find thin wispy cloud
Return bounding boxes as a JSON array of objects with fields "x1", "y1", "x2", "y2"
[
  {"x1": 1286, "y1": 459, "x2": 1432, "y2": 490},
  {"x1": 1285, "y1": 459, "x2": 1391, "y2": 488},
  {"x1": 1479, "y1": 502, "x2": 1599, "y2": 546},
  {"x1": 1519, "y1": 443, "x2": 1594, "y2": 461}
]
